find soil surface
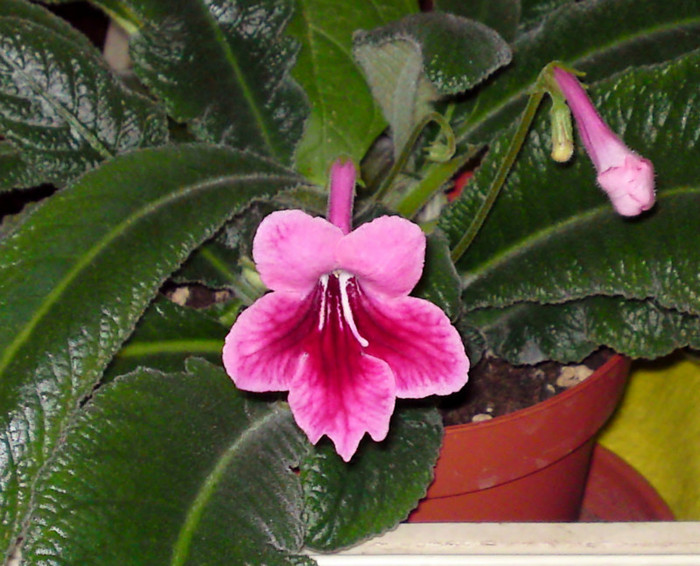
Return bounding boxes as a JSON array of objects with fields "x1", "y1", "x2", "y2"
[{"x1": 440, "y1": 349, "x2": 611, "y2": 425}]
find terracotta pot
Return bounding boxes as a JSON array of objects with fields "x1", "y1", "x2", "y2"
[{"x1": 409, "y1": 354, "x2": 631, "y2": 522}]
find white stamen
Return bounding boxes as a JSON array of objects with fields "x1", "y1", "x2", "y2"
[
  {"x1": 338, "y1": 271, "x2": 369, "y2": 347},
  {"x1": 318, "y1": 274, "x2": 329, "y2": 331}
]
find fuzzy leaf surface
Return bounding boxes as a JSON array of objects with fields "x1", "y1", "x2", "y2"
[
  {"x1": 433, "y1": 0, "x2": 520, "y2": 42},
  {"x1": 456, "y1": 0, "x2": 700, "y2": 144},
  {"x1": 0, "y1": 1, "x2": 167, "y2": 188},
  {"x1": 0, "y1": 144, "x2": 298, "y2": 553},
  {"x1": 518, "y1": 0, "x2": 573, "y2": 34},
  {"x1": 353, "y1": 12, "x2": 511, "y2": 158},
  {"x1": 467, "y1": 297, "x2": 700, "y2": 365},
  {"x1": 441, "y1": 51, "x2": 700, "y2": 317},
  {"x1": 288, "y1": 0, "x2": 417, "y2": 184},
  {"x1": 302, "y1": 406, "x2": 442, "y2": 551},
  {"x1": 174, "y1": 238, "x2": 242, "y2": 289},
  {"x1": 21, "y1": 359, "x2": 313, "y2": 566},
  {"x1": 123, "y1": 0, "x2": 308, "y2": 164},
  {"x1": 414, "y1": 230, "x2": 462, "y2": 320},
  {"x1": 106, "y1": 299, "x2": 229, "y2": 378}
]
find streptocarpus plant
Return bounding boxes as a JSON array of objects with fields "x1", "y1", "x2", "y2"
[{"x1": 0, "y1": 0, "x2": 699, "y2": 563}]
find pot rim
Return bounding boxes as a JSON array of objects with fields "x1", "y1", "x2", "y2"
[{"x1": 443, "y1": 353, "x2": 630, "y2": 434}]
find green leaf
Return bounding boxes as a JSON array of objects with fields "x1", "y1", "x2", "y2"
[
  {"x1": 288, "y1": 0, "x2": 417, "y2": 184},
  {"x1": 434, "y1": 0, "x2": 520, "y2": 42},
  {"x1": 456, "y1": 0, "x2": 700, "y2": 143},
  {"x1": 0, "y1": 0, "x2": 168, "y2": 188},
  {"x1": 0, "y1": 144, "x2": 299, "y2": 553},
  {"x1": 302, "y1": 406, "x2": 442, "y2": 551},
  {"x1": 122, "y1": 0, "x2": 308, "y2": 164},
  {"x1": 20, "y1": 359, "x2": 313, "y2": 566},
  {"x1": 518, "y1": 0, "x2": 573, "y2": 34},
  {"x1": 353, "y1": 12, "x2": 511, "y2": 159},
  {"x1": 413, "y1": 230, "x2": 462, "y2": 320},
  {"x1": 399, "y1": 0, "x2": 699, "y2": 217},
  {"x1": 0, "y1": 142, "x2": 36, "y2": 191},
  {"x1": 467, "y1": 297, "x2": 700, "y2": 365},
  {"x1": 174, "y1": 237, "x2": 242, "y2": 289},
  {"x1": 106, "y1": 298, "x2": 229, "y2": 378},
  {"x1": 441, "y1": 51, "x2": 700, "y2": 316}
]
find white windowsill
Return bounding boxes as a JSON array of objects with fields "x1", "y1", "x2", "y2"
[{"x1": 309, "y1": 522, "x2": 700, "y2": 565}]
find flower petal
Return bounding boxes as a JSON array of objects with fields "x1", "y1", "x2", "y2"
[
  {"x1": 288, "y1": 342, "x2": 396, "y2": 462},
  {"x1": 597, "y1": 155, "x2": 655, "y2": 216},
  {"x1": 355, "y1": 293, "x2": 469, "y2": 398},
  {"x1": 223, "y1": 291, "x2": 316, "y2": 392},
  {"x1": 253, "y1": 209, "x2": 342, "y2": 293},
  {"x1": 336, "y1": 215, "x2": 426, "y2": 298}
]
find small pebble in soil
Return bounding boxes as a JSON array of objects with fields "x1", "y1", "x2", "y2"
[
  {"x1": 556, "y1": 365, "x2": 594, "y2": 388},
  {"x1": 471, "y1": 413, "x2": 494, "y2": 423},
  {"x1": 440, "y1": 349, "x2": 611, "y2": 426}
]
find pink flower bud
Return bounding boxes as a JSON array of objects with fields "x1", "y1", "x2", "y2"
[{"x1": 553, "y1": 68, "x2": 655, "y2": 216}]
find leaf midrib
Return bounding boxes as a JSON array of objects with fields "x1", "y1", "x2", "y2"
[
  {"x1": 116, "y1": 338, "x2": 223, "y2": 358},
  {"x1": 199, "y1": 5, "x2": 278, "y2": 159},
  {"x1": 0, "y1": 17, "x2": 114, "y2": 160},
  {"x1": 169, "y1": 408, "x2": 282, "y2": 566},
  {"x1": 461, "y1": 187, "x2": 699, "y2": 298},
  {"x1": 457, "y1": 14, "x2": 700, "y2": 142},
  {"x1": 0, "y1": 172, "x2": 296, "y2": 383}
]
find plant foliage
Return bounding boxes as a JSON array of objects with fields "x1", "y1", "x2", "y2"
[{"x1": 0, "y1": 0, "x2": 698, "y2": 563}]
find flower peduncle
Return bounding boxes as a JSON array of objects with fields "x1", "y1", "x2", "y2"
[{"x1": 327, "y1": 159, "x2": 356, "y2": 234}]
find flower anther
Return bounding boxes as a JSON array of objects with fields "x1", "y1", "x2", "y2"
[{"x1": 222, "y1": 159, "x2": 469, "y2": 461}]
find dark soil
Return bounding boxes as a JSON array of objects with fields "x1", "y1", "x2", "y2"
[{"x1": 440, "y1": 349, "x2": 612, "y2": 425}]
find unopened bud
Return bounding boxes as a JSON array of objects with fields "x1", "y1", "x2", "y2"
[
  {"x1": 552, "y1": 67, "x2": 655, "y2": 216},
  {"x1": 549, "y1": 96, "x2": 574, "y2": 163}
]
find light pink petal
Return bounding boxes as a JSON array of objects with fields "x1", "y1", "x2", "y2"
[
  {"x1": 288, "y1": 344, "x2": 396, "y2": 462},
  {"x1": 222, "y1": 290, "x2": 317, "y2": 392},
  {"x1": 597, "y1": 155, "x2": 655, "y2": 216},
  {"x1": 253, "y1": 210, "x2": 342, "y2": 293},
  {"x1": 336, "y1": 215, "x2": 426, "y2": 298},
  {"x1": 355, "y1": 293, "x2": 469, "y2": 398}
]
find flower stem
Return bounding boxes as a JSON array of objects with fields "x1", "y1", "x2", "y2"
[
  {"x1": 372, "y1": 112, "x2": 454, "y2": 206},
  {"x1": 395, "y1": 149, "x2": 477, "y2": 218},
  {"x1": 450, "y1": 89, "x2": 545, "y2": 263}
]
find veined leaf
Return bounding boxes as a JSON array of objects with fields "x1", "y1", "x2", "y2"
[
  {"x1": 173, "y1": 238, "x2": 242, "y2": 289},
  {"x1": 353, "y1": 12, "x2": 511, "y2": 160},
  {"x1": 121, "y1": 0, "x2": 308, "y2": 164},
  {"x1": 0, "y1": 142, "x2": 36, "y2": 192},
  {"x1": 21, "y1": 359, "x2": 313, "y2": 566},
  {"x1": 433, "y1": 0, "x2": 520, "y2": 42},
  {"x1": 302, "y1": 406, "x2": 442, "y2": 551},
  {"x1": 106, "y1": 298, "x2": 229, "y2": 378},
  {"x1": 466, "y1": 297, "x2": 700, "y2": 365},
  {"x1": 394, "y1": 0, "x2": 700, "y2": 223},
  {"x1": 456, "y1": 0, "x2": 700, "y2": 143},
  {"x1": 0, "y1": 144, "x2": 299, "y2": 553},
  {"x1": 441, "y1": 50, "x2": 700, "y2": 316},
  {"x1": 0, "y1": 1, "x2": 168, "y2": 188},
  {"x1": 518, "y1": 0, "x2": 573, "y2": 34},
  {"x1": 288, "y1": 0, "x2": 417, "y2": 184},
  {"x1": 414, "y1": 230, "x2": 462, "y2": 321}
]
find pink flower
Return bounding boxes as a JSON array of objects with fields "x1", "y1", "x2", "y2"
[
  {"x1": 222, "y1": 160, "x2": 469, "y2": 461},
  {"x1": 553, "y1": 67, "x2": 655, "y2": 216}
]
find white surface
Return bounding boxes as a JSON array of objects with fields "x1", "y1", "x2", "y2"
[{"x1": 309, "y1": 522, "x2": 700, "y2": 565}]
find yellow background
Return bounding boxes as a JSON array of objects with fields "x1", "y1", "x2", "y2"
[{"x1": 599, "y1": 353, "x2": 700, "y2": 519}]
